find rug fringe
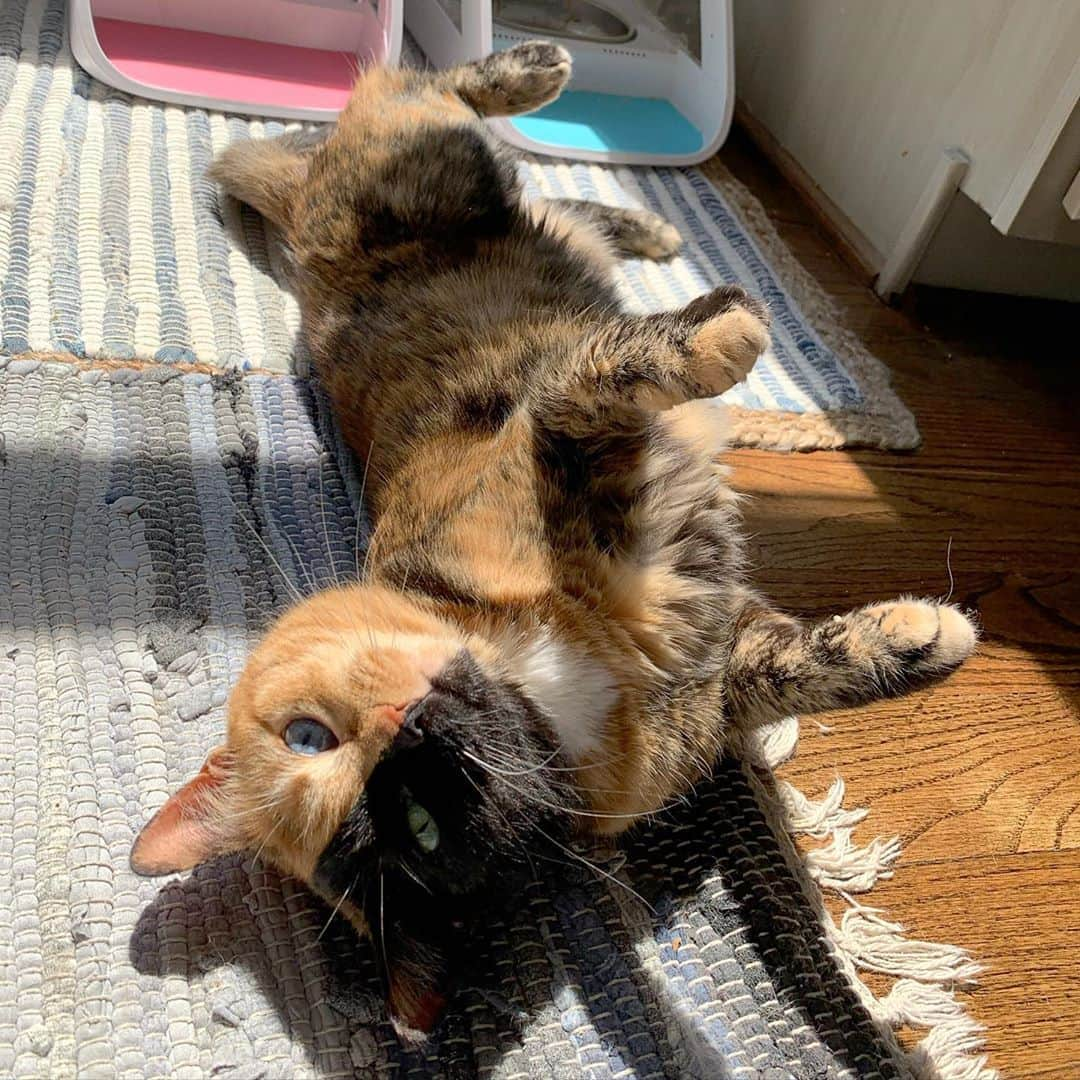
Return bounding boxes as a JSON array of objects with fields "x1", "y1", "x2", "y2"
[
  {"x1": 805, "y1": 829, "x2": 902, "y2": 893},
  {"x1": 832, "y1": 903, "x2": 984, "y2": 985},
  {"x1": 749, "y1": 718, "x2": 999, "y2": 1080},
  {"x1": 775, "y1": 777, "x2": 868, "y2": 837}
]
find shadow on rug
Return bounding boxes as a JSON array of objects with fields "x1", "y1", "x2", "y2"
[
  {"x1": 0, "y1": 358, "x2": 992, "y2": 1077},
  {"x1": 129, "y1": 760, "x2": 905, "y2": 1079}
]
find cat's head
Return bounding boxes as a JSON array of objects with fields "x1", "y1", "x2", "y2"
[{"x1": 130, "y1": 585, "x2": 581, "y2": 1037}]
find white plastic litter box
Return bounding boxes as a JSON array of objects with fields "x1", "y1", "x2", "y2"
[{"x1": 405, "y1": 0, "x2": 733, "y2": 165}]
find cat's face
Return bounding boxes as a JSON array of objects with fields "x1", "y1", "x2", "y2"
[{"x1": 131, "y1": 585, "x2": 581, "y2": 1034}]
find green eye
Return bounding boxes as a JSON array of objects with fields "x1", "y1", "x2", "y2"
[
  {"x1": 283, "y1": 717, "x2": 338, "y2": 755},
  {"x1": 403, "y1": 790, "x2": 440, "y2": 853}
]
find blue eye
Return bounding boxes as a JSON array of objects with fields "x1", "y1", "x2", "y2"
[{"x1": 283, "y1": 717, "x2": 338, "y2": 755}]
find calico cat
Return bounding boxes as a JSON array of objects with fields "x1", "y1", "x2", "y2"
[{"x1": 130, "y1": 43, "x2": 976, "y2": 1039}]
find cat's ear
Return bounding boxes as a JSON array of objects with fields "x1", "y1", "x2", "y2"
[
  {"x1": 130, "y1": 746, "x2": 243, "y2": 876},
  {"x1": 375, "y1": 929, "x2": 453, "y2": 1045},
  {"x1": 387, "y1": 973, "x2": 448, "y2": 1048}
]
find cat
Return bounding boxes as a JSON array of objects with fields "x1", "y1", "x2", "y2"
[{"x1": 130, "y1": 43, "x2": 977, "y2": 1040}]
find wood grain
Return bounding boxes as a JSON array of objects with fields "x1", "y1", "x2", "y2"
[
  {"x1": 862, "y1": 855, "x2": 1080, "y2": 1078},
  {"x1": 716, "y1": 125, "x2": 1080, "y2": 1076}
]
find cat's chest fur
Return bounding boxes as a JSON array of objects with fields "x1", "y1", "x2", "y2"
[{"x1": 511, "y1": 630, "x2": 617, "y2": 759}]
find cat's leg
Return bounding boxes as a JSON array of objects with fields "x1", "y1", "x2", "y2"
[
  {"x1": 533, "y1": 199, "x2": 682, "y2": 260},
  {"x1": 445, "y1": 42, "x2": 572, "y2": 117},
  {"x1": 207, "y1": 130, "x2": 322, "y2": 230},
  {"x1": 726, "y1": 594, "x2": 978, "y2": 726},
  {"x1": 537, "y1": 285, "x2": 769, "y2": 435}
]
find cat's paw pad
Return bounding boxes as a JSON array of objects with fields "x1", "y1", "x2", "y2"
[
  {"x1": 684, "y1": 287, "x2": 771, "y2": 392},
  {"x1": 479, "y1": 42, "x2": 572, "y2": 112},
  {"x1": 865, "y1": 599, "x2": 978, "y2": 673}
]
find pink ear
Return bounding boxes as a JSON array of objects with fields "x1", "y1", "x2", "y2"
[{"x1": 130, "y1": 746, "x2": 238, "y2": 876}]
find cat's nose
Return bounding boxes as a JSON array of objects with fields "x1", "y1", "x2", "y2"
[{"x1": 390, "y1": 697, "x2": 427, "y2": 753}]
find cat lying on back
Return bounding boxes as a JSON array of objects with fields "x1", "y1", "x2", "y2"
[{"x1": 131, "y1": 43, "x2": 976, "y2": 1039}]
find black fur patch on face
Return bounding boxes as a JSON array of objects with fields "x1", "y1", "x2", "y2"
[{"x1": 312, "y1": 650, "x2": 583, "y2": 1029}]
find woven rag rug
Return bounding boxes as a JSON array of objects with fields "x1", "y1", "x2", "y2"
[
  {"x1": 0, "y1": 0, "x2": 917, "y2": 451},
  {"x1": 0, "y1": 358, "x2": 993, "y2": 1079},
  {"x1": 0, "y1": 3, "x2": 998, "y2": 1078}
]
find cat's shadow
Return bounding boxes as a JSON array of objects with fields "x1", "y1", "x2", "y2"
[
  {"x1": 128, "y1": 852, "x2": 680, "y2": 1078},
  {"x1": 129, "y1": 761, "x2": 908, "y2": 1079}
]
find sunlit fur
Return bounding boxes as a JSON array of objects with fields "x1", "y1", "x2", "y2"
[{"x1": 131, "y1": 44, "x2": 977, "y2": 1037}]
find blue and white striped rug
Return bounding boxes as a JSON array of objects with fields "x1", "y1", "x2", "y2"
[{"x1": 0, "y1": 0, "x2": 916, "y2": 450}]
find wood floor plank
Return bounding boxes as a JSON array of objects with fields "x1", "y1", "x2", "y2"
[
  {"x1": 714, "y1": 124, "x2": 1080, "y2": 1076},
  {"x1": 855, "y1": 853, "x2": 1080, "y2": 1077}
]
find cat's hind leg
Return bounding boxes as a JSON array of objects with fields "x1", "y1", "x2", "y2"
[
  {"x1": 534, "y1": 199, "x2": 682, "y2": 260},
  {"x1": 446, "y1": 41, "x2": 572, "y2": 117},
  {"x1": 727, "y1": 596, "x2": 978, "y2": 727}
]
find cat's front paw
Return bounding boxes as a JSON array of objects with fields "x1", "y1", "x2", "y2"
[
  {"x1": 684, "y1": 286, "x2": 771, "y2": 393},
  {"x1": 618, "y1": 208, "x2": 682, "y2": 260},
  {"x1": 862, "y1": 598, "x2": 978, "y2": 676}
]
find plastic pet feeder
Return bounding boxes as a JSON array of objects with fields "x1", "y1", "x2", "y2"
[
  {"x1": 70, "y1": 0, "x2": 403, "y2": 121},
  {"x1": 404, "y1": 0, "x2": 731, "y2": 165}
]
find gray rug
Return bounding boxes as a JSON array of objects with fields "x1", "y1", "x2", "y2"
[{"x1": 0, "y1": 357, "x2": 912, "y2": 1078}]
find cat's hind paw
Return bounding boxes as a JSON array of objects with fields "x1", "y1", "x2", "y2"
[
  {"x1": 455, "y1": 42, "x2": 572, "y2": 117},
  {"x1": 684, "y1": 286, "x2": 771, "y2": 393}
]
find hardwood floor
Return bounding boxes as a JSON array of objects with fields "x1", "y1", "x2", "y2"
[{"x1": 714, "y1": 128, "x2": 1080, "y2": 1077}]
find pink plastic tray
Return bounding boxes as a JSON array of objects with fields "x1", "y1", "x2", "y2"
[{"x1": 94, "y1": 17, "x2": 358, "y2": 112}]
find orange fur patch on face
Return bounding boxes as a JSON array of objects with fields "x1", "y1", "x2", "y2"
[{"x1": 219, "y1": 587, "x2": 466, "y2": 874}]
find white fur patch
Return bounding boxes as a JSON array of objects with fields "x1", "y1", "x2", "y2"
[{"x1": 514, "y1": 632, "x2": 616, "y2": 760}]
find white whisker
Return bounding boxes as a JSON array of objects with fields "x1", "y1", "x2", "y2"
[
  {"x1": 460, "y1": 748, "x2": 675, "y2": 821},
  {"x1": 313, "y1": 442, "x2": 340, "y2": 587},
  {"x1": 532, "y1": 820, "x2": 654, "y2": 913},
  {"x1": 354, "y1": 438, "x2": 376, "y2": 581},
  {"x1": 316, "y1": 873, "x2": 359, "y2": 944},
  {"x1": 230, "y1": 502, "x2": 304, "y2": 604}
]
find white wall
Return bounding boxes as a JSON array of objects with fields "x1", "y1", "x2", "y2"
[{"x1": 734, "y1": 0, "x2": 1080, "y2": 275}]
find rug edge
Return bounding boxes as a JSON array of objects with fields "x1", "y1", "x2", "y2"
[
  {"x1": 740, "y1": 720, "x2": 998, "y2": 1080},
  {"x1": 0, "y1": 350, "x2": 923, "y2": 456},
  {"x1": 701, "y1": 161, "x2": 921, "y2": 453}
]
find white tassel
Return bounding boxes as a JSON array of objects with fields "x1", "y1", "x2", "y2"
[
  {"x1": 878, "y1": 979, "x2": 971, "y2": 1028},
  {"x1": 805, "y1": 828, "x2": 902, "y2": 892},
  {"x1": 760, "y1": 759, "x2": 994, "y2": 1078},
  {"x1": 743, "y1": 715, "x2": 799, "y2": 769},
  {"x1": 775, "y1": 777, "x2": 868, "y2": 838},
  {"x1": 908, "y1": 1018, "x2": 999, "y2": 1080},
  {"x1": 833, "y1": 904, "x2": 983, "y2": 986}
]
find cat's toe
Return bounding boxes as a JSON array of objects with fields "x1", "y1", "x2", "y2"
[
  {"x1": 931, "y1": 602, "x2": 979, "y2": 669},
  {"x1": 504, "y1": 41, "x2": 573, "y2": 72},
  {"x1": 690, "y1": 304, "x2": 771, "y2": 392},
  {"x1": 494, "y1": 41, "x2": 572, "y2": 106},
  {"x1": 637, "y1": 218, "x2": 682, "y2": 260},
  {"x1": 865, "y1": 599, "x2": 977, "y2": 675}
]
